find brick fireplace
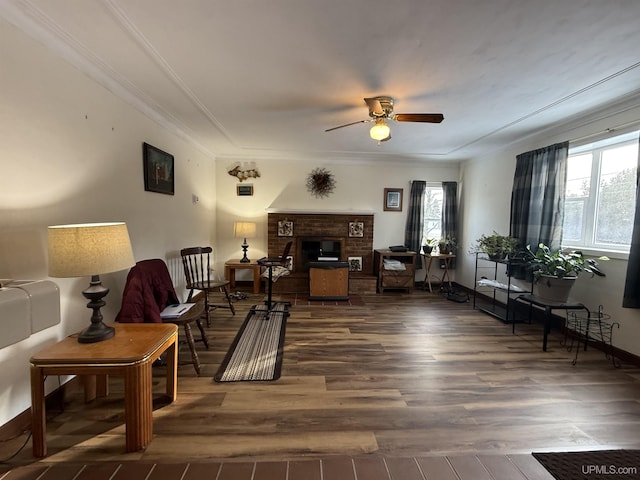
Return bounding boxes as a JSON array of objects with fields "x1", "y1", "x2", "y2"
[{"x1": 267, "y1": 212, "x2": 376, "y2": 294}]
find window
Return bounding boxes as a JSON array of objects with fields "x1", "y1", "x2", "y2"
[
  {"x1": 423, "y1": 184, "x2": 443, "y2": 244},
  {"x1": 563, "y1": 131, "x2": 638, "y2": 253}
]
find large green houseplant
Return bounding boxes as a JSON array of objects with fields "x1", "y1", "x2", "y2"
[{"x1": 525, "y1": 243, "x2": 608, "y2": 302}]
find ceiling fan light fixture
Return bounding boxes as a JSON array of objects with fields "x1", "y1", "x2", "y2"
[{"x1": 370, "y1": 118, "x2": 390, "y2": 141}]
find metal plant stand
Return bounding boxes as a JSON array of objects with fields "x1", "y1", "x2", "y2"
[{"x1": 563, "y1": 305, "x2": 620, "y2": 367}]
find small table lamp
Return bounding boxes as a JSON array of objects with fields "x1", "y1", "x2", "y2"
[
  {"x1": 48, "y1": 222, "x2": 135, "y2": 343},
  {"x1": 234, "y1": 222, "x2": 257, "y2": 263}
]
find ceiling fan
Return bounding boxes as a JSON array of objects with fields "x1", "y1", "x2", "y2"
[{"x1": 325, "y1": 96, "x2": 444, "y2": 143}]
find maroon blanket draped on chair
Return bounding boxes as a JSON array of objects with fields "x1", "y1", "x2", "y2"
[{"x1": 116, "y1": 259, "x2": 179, "y2": 323}]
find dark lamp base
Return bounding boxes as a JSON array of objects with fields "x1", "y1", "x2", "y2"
[
  {"x1": 240, "y1": 240, "x2": 250, "y2": 263},
  {"x1": 78, "y1": 322, "x2": 115, "y2": 344},
  {"x1": 78, "y1": 274, "x2": 116, "y2": 344}
]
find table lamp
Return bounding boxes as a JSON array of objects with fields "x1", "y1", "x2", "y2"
[
  {"x1": 234, "y1": 222, "x2": 257, "y2": 263},
  {"x1": 48, "y1": 222, "x2": 136, "y2": 343}
]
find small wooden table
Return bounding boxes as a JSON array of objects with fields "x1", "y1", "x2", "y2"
[
  {"x1": 421, "y1": 253, "x2": 456, "y2": 292},
  {"x1": 30, "y1": 322, "x2": 178, "y2": 457},
  {"x1": 225, "y1": 259, "x2": 262, "y2": 293}
]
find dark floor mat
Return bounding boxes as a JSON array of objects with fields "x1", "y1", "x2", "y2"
[{"x1": 533, "y1": 449, "x2": 640, "y2": 479}]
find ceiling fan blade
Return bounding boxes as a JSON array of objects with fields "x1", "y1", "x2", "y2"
[
  {"x1": 364, "y1": 97, "x2": 384, "y2": 116},
  {"x1": 394, "y1": 113, "x2": 444, "y2": 123},
  {"x1": 325, "y1": 119, "x2": 369, "y2": 132}
]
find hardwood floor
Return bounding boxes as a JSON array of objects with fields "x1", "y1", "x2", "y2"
[{"x1": 2, "y1": 289, "x2": 640, "y2": 478}]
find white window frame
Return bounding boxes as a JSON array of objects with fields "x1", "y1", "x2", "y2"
[
  {"x1": 562, "y1": 130, "x2": 638, "y2": 259},
  {"x1": 422, "y1": 183, "x2": 443, "y2": 247}
]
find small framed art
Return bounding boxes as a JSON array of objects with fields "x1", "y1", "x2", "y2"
[
  {"x1": 348, "y1": 256, "x2": 363, "y2": 272},
  {"x1": 349, "y1": 221, "x2": 364, "y2": 237},
  {"x1": 384, "y1": 188, "x2": 403, "y2": 211},
  {"x1": 285, "y1": 255, "x2": 294, "y2": 271},
  {"x1": 143, "y1": 142, "x2": 174, "y2": 195},
  {"x1": 237, "y1": 184, "x2": 254, "y2": 196},
  {"x1": 278, "y1": 220, "x2": 294, "y2": 237}
]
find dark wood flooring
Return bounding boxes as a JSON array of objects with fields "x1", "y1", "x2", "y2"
[{"x1": 2, "y1": 289, "x2": 639, "y2": 479}]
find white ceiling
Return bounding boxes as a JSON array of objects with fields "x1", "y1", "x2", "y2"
[{"x1": 3, "y1": 0, "x2": 640, "y2": 163}]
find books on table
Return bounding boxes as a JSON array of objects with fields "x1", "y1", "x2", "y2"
[{"x1": 160, "y1": 303, "x2": 196, "y2": 319}]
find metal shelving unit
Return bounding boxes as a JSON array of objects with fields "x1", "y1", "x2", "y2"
[{"x1": 473, "y1": 253, "x2": 530, "y2": 323}]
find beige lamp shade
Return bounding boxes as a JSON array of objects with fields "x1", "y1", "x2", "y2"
[
  {"x1": 48, "y1": 222, "x2": 136, "y2": 277},
  {"x1": 234, "y1": 222, "x2": 257, "y2": 239}
]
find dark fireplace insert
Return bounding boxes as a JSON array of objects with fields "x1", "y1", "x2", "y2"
[{"x1": 298, "y1": 237, "x2": 344, "y2": 272}]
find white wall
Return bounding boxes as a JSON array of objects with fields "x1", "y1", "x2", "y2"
[
  {"x1": 0, "y1": 20, "x2": 216, "y2": 427},
  {"x1": 459, "y1": 103, "x2": 640, "y2": 357}
]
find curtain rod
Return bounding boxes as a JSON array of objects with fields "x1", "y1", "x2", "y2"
[
  {"x1": 569, "y1": 119, "x2": 640, "y2": 144},
  {"x1": 410, "y1": 180, "x2": 442, "y2": 185}
]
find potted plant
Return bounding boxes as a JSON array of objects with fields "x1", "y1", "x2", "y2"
[
  {"x1": 525, "y1": 243, "x2": 608, "y2": 302},
  {"x1": 421, "y1": 237, "x2": 438, "y2": 255},
  {"x1": 438, "y1": 236, "x2": 457, "y2": 255},
  {"x1": 470, "y1": 231, "x2": 519, "y2": 260}
]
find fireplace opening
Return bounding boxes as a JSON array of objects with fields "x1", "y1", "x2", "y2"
[{"x1": 298, "y1": 237, "x2": 343, "y2": 272}]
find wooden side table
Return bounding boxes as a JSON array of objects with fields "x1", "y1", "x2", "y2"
[
  {"x1": 30, "y1": 323, "x2": 178, "y2": 457},
  {"x1": 373, "y1": 249, "x2": 416, "y2": 293},
  {"x1": 225, "y1": 259, "x2": 262, "y2": 294},
  {"x1": 421, "y1": 253, "x2": 456, "y2": 292}
]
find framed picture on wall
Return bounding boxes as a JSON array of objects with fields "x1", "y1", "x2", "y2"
[
  {"x1": 383, "y1": 188, "x2": 403, "y2": 211},
  {"x1": 237, "y1": 184, "x2": 254, "y2": 196},
  {"x1": 285, "y1": 255, "x2": 294, "y2": 271},
  {"x1": 278, "y1": 220, "x2": 294, "y2": 237},
  {"x1": 349, "y1": 221, "x2": 364, "y2": 237},
  {"x1": 143, "y1": 142, "x2": 174, "y2": 195},
  {"x1": 348, "y1": 256, "x2": 363, "y2": 272}
]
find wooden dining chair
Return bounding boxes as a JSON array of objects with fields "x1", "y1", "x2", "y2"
[{"x1": 181, "y1": 246, "x2": 235, "y2": 326}]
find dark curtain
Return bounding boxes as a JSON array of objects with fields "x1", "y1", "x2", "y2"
[
  {"x1": 509, "y1": 142, "x2": 569, "y2": 251},
  {"x1": 405, "y1": 181, "x2": 426, "y2": 269},
  {"x1": 622, "y1": 134, "x2": 640, "y2": 308},
  {"x1": 442, "y1": 181, "x2": 458, "y2": 268}
]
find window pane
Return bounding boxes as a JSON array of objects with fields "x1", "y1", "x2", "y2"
[
  {"x1": 563, "y1": 198, "x2": 585, "y2": 242},
  {"x1": 566, "y1": 153, "x2": 592, "y2": 198},
  {"x1": 595, "y1": 144, "x2": 637, "y2": 246},
  {"x1": 564, "y1": 153, "x2": 592, "y2": 245},
  {"x1": 423, "y1": 186, "x2": 442, "y2": 243}
]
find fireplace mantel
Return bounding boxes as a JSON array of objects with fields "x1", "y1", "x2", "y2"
[{"x1": 266, "y1": 208, "x2": 375, "y2": 215}]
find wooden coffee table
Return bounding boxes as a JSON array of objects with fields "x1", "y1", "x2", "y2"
[{"x1": 30, "y1": 322, "x2": 178, "y2": 457}]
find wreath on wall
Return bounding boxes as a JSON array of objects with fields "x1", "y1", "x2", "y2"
[{"x1": 306, "y1": 167, "x2": 336, "y2": 198}]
